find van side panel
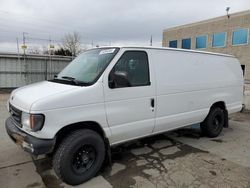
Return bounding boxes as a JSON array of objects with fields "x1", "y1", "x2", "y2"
[{"x1": 152, "y1": 50, "x2": 243, "y2": 133}]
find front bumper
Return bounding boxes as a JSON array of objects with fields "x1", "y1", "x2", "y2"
[{"x1": 5, "y1": 117, "x2": 56, "y2": 155}]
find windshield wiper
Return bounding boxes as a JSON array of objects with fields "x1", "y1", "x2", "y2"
[{"x1": 60, "y1": 76, "x2": 87, "y2": 86}]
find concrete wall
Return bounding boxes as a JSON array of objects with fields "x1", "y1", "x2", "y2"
[
  {"x1": 0, "y1": 53, "x2": 72, "y2": 88},
  {"x1": 244, "y1": 83, "x2": 250, "y2": 110},
  {"x1": 162, "y1": 10, "x2": 250, "y2": 81},
  {"x1": 244, "y1": 90, "x2": 250, "y2": 111}
]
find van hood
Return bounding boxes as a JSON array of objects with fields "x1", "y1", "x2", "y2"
[{"x1": 10, "y1": 81, "x2": 78, "y2": 112}]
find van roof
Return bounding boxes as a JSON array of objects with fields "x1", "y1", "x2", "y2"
[{"x1": 97, "y1": 46, "x2": 235, "y2": 58}]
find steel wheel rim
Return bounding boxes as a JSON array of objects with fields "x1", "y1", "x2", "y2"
[
  {"x1": 212, "y1": 114, "x2": 223, "y2": 132},
  {"x1": 72, "y1": 145, "x2": 96, "y2": 174}
]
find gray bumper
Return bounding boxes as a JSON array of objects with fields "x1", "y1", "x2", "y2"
[{"x1": 5, "y1": 117, "x2": 55, "y2": 155}]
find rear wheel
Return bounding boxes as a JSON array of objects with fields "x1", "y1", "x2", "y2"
[
  {"x1": 201, "y1": 107, "x2": 226, "y2": 138},
  {"x1": 53, "y1": 129, "x2": 105, "y2": 185}
]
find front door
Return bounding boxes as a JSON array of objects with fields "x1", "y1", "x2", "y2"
[{"x1": 103, "y1": 50, "x2": 156, "y2": 144}]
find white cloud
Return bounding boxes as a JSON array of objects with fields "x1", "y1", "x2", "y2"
[{"x1": 0, "y1": 0, "x2": 249, "y2": 52}]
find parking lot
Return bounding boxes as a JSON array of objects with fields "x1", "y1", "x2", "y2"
[{"x1": 1, "y1": 92, "x2": 250, "y2": 188}]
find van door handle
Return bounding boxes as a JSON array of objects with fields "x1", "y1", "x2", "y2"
[{"x1": 151, "y1": 98, "x2": 155, "y2": 108}]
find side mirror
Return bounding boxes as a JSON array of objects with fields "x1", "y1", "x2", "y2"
[{"x1": 109, "y1": 71, "x2": 130, "y2": 88}]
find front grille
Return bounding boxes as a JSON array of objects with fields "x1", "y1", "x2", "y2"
[{"x1": 9, "y1": 103, "x2": 22, "y2": 127}]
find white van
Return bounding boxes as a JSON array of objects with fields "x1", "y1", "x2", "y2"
[{"x1": 5, "y1": 46, "x2": 243, "y2": 185}]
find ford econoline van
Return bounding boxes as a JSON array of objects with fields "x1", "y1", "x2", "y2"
[{"x1": 5, "y1": 46, "x2": 243, "y2": 185}]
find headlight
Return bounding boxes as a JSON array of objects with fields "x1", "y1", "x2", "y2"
[
  {"x1": 21, "y1": 112, "x2": 30, "y2": 129},
  {"x1": 21, "y1": 112, "x2": 45, "y2": 132}
]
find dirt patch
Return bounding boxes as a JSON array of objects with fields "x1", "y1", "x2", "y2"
[
  {"x1": 172, "y1": 128, "x2": 202, "y2": 139},
  {"x1": 13, "y1": 168, "x2": 21, "y2": 176},
  {"x1": 209, "y1": 170, "x2": 217, "y2": 176},
  {"x1": 42, "y1": 174, "x2": 64, "y2": 188},
  {"x1": 33, "y1": 157, "x2": 64, "y2": 188},
  {"x1": 230, "y1": 112, "x2": 250, "y2": 122},
  {"x1": 211, "y1": 139, "x2": 224, "y2": 143},
  {"x1": 26, "y1": 182, "x2": 42, "y2": 188},
  {"x1": 33, "y1": 157, "x2": 52, "y2": 174}
]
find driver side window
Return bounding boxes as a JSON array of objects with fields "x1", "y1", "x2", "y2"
[{"x1": 109, "y1": 51, "x2": 150, "y2": 88}]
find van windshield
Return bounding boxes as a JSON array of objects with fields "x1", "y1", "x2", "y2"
[{"x1": 54, "y1": 48, "x2": 119, "y2": 86}]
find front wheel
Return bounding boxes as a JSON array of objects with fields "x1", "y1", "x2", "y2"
[
  {"x1": 53, "y1": 129, "x2": 105, "y2": 185},
  {"x1": 201, "y1": 107, "x2": 226, "y2": 138}
]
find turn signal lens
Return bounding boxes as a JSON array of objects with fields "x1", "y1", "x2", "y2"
[{"x1": 30, "y1": 114, "x2": 45, "y2": 132}]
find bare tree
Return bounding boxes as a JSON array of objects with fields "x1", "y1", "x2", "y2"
[
  {"x1": 42, "y1": 46, "x2": 49, "y2": 55},
  {"x1": 28, "y1": 46, "x2": 41, "y2": 54},
  {"x1": 62, "y1": 32, "x2": 81, "y2": 56}
]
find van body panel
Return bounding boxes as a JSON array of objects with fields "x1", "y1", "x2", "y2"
[
  {"x1": 30, "y1": 82, "x2": 104, "y2": 111},
  {"x1": 31, "y1": 102, "x2": 109, "y2": 139},
  {"x1": 9, "y1": 81, "x2": 78, "y2": 112},
  {"x1": 150, "y1": 50, "x2": 243, "y2": 133}
]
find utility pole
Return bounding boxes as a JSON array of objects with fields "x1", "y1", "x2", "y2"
[
  {"x1": 226, "y1": 7, "x2": 230, "y2": 19},
  {"x1": 150, "y1": 35, "x2": 153, "y2": 46},
  {"x1": 22, "y1": 32, "x2": 28, "y2": 55},
  {"x1": 47, "y1": 36, "x2": 51, "y2": 80},
  {"x1": 226, "y1": 7, "x2": 230, "y2": 54},
  {"x1": 47, "y1": 36, "x2": 55, "y2": 80},
  {"x1": 22, "y1": 32, "x2": 28, "y2": 85},
  {"x1": 16, "y1": 37, "x2": 20, "y2": 55},
  {"x1": 16, "y1": 37, "x2": 21, "y2": 86}
]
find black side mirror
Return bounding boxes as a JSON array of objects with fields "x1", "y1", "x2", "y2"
[{"x1": 109, "y1": 71, "x2": 131, "y2": 88}]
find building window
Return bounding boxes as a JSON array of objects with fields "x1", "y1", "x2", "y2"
[
  {"x1": 196, "y1": 35, "x2": 207, "y2": 49},
  {"x1": 232, "y1": 28, "x2": 249, "y2": 45},
  {"x1": 182, "y1": 38, "x2": 191, "y2": 49},
  {"x1": 241, "y1": 65, "x2": 245, "y2": 76},
  {"x1": 169, "y1": 40, "x2": 177, "y2": 48},
  {"x1": 212, "y1": 32, "x2": 226, "y2": 47}
]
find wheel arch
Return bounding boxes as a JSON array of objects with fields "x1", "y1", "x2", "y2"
[
  {"x1": 210, "y1": 101, "x2": 228, "y2": 127},
  {"x1": 53, "y1": 121, "x2": 112, "y2": 163},
  {"x1": 211, "y1": 101, "x2": 226, "y2": 110}
]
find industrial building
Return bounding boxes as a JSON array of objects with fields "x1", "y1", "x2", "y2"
[
  {"x1": 162, "y1": 10, "x2": 250, "y2": 109},
  {"x1": 162, "y1": 10, "x2": 250, "y2": 82}
]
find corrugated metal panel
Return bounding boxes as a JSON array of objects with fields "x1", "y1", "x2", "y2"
[{"x1": 0, "y1": 53, "x2": 72, "y2": 88}]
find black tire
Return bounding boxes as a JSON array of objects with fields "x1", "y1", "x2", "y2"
[
  {"x1": 53, "y1": 129, "x2": 105, "y2": 185},
  {"x1": 200, "y1": 107, "x2": 226, "y2": 138}
]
